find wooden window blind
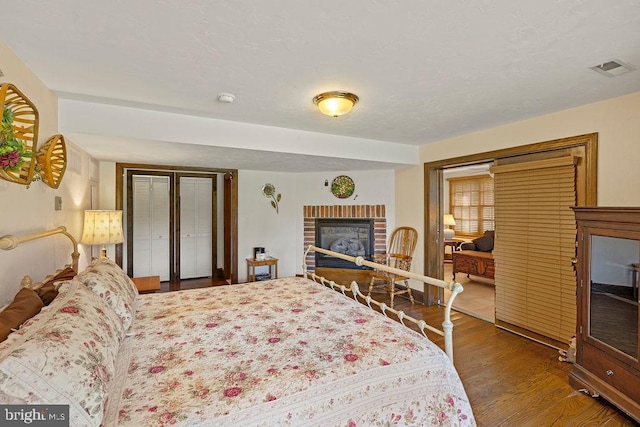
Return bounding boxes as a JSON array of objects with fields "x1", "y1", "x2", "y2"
[
  {"x1": 449, "y1": 175, "x2": 494, "y2": 237},
  {"x1": 491, "y1": 156, "x2": 577, "y2": 344}
]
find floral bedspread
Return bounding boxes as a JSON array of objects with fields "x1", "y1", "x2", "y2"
[{"x1": 105, "y1": 277, "x2": 475, "y2": 426}]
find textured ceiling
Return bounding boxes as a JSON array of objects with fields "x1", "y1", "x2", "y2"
[{"x1": 1, "y1": 1, "x2": 640, "y2": 171}]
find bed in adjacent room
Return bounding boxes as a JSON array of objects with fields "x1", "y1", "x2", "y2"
[{"x1": 0, "y1": 228, "x2": 475, "y2": 426}]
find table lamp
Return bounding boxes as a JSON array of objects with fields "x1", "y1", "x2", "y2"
[
  {"x1": 80, "y1": 210, "x2": 124, "y2": 258},
  {"x1": 443, "y1": 214, "x2": 456, "y2": 241}
]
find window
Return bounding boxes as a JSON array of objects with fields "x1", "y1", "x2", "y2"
[{"x1": 448, "y1": 175, "x2": 494, "y2": 237}]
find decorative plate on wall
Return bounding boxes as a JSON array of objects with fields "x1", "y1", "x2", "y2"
[{"x1": 331, "y1": 175, "x2": 355, "y2": 199}]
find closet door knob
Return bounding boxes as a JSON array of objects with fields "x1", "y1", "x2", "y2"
[{"x1": 606, "y1": 369, "x2": 614, "y2": 376}]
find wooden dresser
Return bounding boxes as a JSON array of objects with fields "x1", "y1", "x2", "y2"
[{"x1": 570, "y1": 207, "x2": 640, "y2": 423}]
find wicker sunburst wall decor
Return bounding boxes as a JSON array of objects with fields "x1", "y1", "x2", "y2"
[
  {"x1": 37, "y1": 134, "x2": 67, "y2": 189},
  {"x1": 0, "y1": 83, "x2": 39, "y2": 185}
]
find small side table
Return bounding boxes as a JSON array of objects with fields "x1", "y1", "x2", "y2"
[
  {"x1": 131, "y1": 275, "x2": 161, "y2": 293},
  {"x1": 444, "y1": 238, "x2": 465, "y2": 263},
  {"x1": 246, "y1": 258, "x2": 278, "y2": 282}
]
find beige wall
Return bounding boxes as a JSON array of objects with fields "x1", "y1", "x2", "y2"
[
  {"x1": 397, "y1": 91, "x2": 640, "y2": 286},
  {"x1": 0, "y1": 42, "x2": 95, "y2": 305}
]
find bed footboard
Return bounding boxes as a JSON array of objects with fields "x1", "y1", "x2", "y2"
[{"x1": 303, "y1": 245, "x2": 463, "y2": 362}]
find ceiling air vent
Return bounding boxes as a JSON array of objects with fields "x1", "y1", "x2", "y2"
[{"x1": 590, "y1": 60, "x2": 636, "y2": 78}]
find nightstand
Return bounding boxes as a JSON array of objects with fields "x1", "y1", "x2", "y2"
[
  {"x1": 131, "y1": 276, "x2": 161, "y2": 293},
  {"x1": 246, "y1": 258, "x2": 278, "y2": 282}
]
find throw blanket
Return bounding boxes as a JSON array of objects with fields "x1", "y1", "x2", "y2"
[{"x1": 105, "y1": 277, "x2": 475, "y2": 426}]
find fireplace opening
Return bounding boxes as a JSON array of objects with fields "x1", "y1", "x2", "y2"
[{"x1": 315, "y1": 218, "x2": 374, "y2": 270}]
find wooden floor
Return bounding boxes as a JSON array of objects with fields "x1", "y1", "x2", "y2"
[
  {"x1": 444, "y1": 263, "x2": 496, "y2": 322},
  {"x1": 157, "y1": 277, "x2": 637, "y2": 426},
  {"x1": 158, "y1": 276, "x2": 228, "y2": 292},
  {"x1": 393, "y1": 296, "x2": 636, "y2": 426}
]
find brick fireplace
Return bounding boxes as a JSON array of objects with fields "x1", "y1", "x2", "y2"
[{"x1": 303, "y1": 205, "x2": 387, "y2": 270}]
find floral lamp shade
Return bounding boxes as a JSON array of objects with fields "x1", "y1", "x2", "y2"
[{"x1": 80, "y1": 210, "x2": 124, "y2": 258}]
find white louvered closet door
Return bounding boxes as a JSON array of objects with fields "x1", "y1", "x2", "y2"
[
  {"x1": 180, "y1": 177, "x2": 213, "y2": 279},
  {"x1": 133, "y1": 176, "x2": 170, "y2": 281}
]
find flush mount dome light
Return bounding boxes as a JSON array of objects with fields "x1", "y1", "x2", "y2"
[{"x1": 313, "y1": 91, "x2": 359, "y2": 117}]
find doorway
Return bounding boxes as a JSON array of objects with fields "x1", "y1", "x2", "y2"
[
  {"x1": 115, "y1": 164, "x2": 239, "y2": 284},
  {"x1": 126, "y1": 171, "x2": 215, "y2": 282},
  {"x1": 443, "y1": 163, "x2": 495, "y2": 322},
  {"x1": 424, "y1": 134, "x2": 597, "y2": 331}
]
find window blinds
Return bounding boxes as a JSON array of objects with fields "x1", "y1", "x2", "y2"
[
  {"x1": 449, "y1": 175, "x2": 495, "y2": 237},
  {"x1": 491, "y1": 157, "x2": 577, "y2": 344}
]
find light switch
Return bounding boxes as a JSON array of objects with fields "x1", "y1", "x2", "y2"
[{"x1": 54, "y1": 196, "x2": 62, "y2": 211}]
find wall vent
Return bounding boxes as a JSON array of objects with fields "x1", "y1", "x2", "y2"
[
  {"x1": 590, "y1": 60, "x2": 636, "y2": 78},
  {"x1": 67, "y1": 145, "x2": 82, "y2": 175}
]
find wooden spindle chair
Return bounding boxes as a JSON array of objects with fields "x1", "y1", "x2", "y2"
[{"x1": 368, "y1": 226, "x2": 418, "y2": 308}]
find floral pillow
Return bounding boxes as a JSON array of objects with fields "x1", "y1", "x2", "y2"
[
  {"x1": 75, "y1": 258, "x2": 138, "y2": 330},
  {"x1": 0, "y1": 279, "x2": 124, "y2": 427}
]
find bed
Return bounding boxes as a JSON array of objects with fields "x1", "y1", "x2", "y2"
[{"x1": 0, "y1": 228, "x2": 475, "y2": 426}]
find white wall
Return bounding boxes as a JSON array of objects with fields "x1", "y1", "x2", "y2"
[
  {"x1": 237, "y1": 171, "x2": 298, "y2": 281},
  {"x1": 92, "y1": 167, "x2": 394, "y2": 283},
  {"x1": 0, "y1": 42, "x2": 95, "y2": 305},
  {"x1": 59, "y1": 99, "x2": 418, "y2": 167},
  {"x1": 397, "y1": 91, "x2": 640, "y2": 285},
  {"x1": 97, "y1": 161, "x2": 117, "y2": 259},
  {"x1": 394, "y1": 165, "x2": 424, "y2": 290},
  {"x1": 235, "y1": 169, "x2": 396, "y2": 282}
]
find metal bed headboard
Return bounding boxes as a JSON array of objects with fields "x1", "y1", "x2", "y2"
[{"x1": 0, "y1": 226, "x2": 80, "y2": 274}]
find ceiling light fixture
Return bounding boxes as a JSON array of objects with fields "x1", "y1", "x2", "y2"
[{"x1": 313, "y1": 91, "x2": 359, "y2": 117}]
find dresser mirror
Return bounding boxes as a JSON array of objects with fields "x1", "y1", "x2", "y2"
[{"x1": 589, "y1": 234, "x2": 639, "y2": 360}]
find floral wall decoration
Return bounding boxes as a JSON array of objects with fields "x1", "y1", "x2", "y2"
[
  {"x1": 331, "y1": 175, "x2": 355, "y2": 199},
  {"x1": 0, "y1": 83, "x2": 39, "y2": 185},
  {"x1": 262, "y1": 183, "x2": 282, "y2": 213}
]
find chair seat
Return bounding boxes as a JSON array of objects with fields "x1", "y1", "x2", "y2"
[
  {"x1": 370, "y1": 271, "x2": 410, "y2": 282},
  {"x1": 369, "y1": 276, "x2": 412, "y2": 294}
]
